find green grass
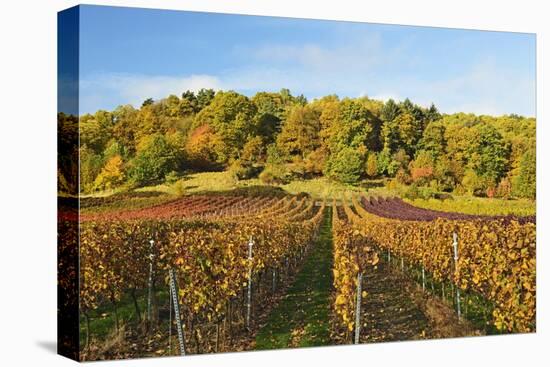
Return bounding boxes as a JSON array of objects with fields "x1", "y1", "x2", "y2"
[
  {"x1": 255, "y1": 208, "x2": 333, "y2": 349},
  {"x1": 80, "y1": 171, "x2": 535, "y2": 217},
  {"x1": 80, "y1": 289, "x2": 169, "y2": 347},
  {"x1": 137, "y1": 171, "x2": 243, "y2": 195},
  {"x1": 364, "y1": 181, "x2": 535, "y2": 216},
  {"x1": 80, "y1": 192, "x2": 175, "y2": 214},
  {"x1": 139, "y1": 172, "x2": 368, "y2": 200},
  {"x1": 82, "y1": 172, "x2": 373, "y2": 213},
  {"x1": 281, "y1": 177, "x2": 366, "y2": 200},
  {"x1": 406, "y1": 196, "x2": 535, "y2": 216}
]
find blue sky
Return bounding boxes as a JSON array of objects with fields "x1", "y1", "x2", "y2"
[{"x1": 76, "y1": 5, "x2": 536, "y2": 116}]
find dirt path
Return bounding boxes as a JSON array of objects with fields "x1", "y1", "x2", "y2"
[{"x1": 357, "y1": 258, "x2": 479, "y2": 343}]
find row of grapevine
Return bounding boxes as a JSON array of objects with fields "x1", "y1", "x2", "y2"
[
  {"x1": 80, "y1": 194, "x2": 278, "y2": 222},
  {"x1": 331, "y1": 200, "x2": 379, "y2": 341},
  {"x1": 205, "y1": 196, "x2": 277, "y2": 219},
  {"x1": 344, "y1": 194, "x2": 535, "y2": 332},
  {"x1": 77, "y1": 195, "x2": 326, "y2": 354},
  {"x1": 361, "y1": 196, "x2": 535, "y2": 224}
]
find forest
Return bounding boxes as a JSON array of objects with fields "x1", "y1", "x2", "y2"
[{"x1": 58, "y1": 88, "x2": 536, "y2": 200}]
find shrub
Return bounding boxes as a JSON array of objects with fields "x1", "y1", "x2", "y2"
[
  {"x1": 303, "y1": 148, "x2": 326, "y2": 177},
  {"x1": 453, "y1": 184, "x2": 466, "y2": 196},
  {"x1": 164, "y1": 170, "x2": 180, "y2": 184},
  {"x1": 495, "y1": 177, "x2": 512, "y2": 199},
  {"x1": 461, "y1": 169, "x2": 489, "y2": 197},
  {"x1": 410, "y1": 150, "x2": 435, "y2": 184},
  {"x1": 172, "y1": 179, "x2": 186, "y2": 197},
  {"x1": 259, "y1": 163, "x2": 289, "y2": 185},
  {"x1": 287, "y1": 158, "x2": 308, "y2": 179},
  {"x1": 403, "y1": 183, "x2": 436, "y2": 200},
  {"x1": 259, "y1": 170, "x2": 275, "y2": 185},
  {"x1": 227, "y1": 160, "x2": 259, "y2": 180},
  {"x1": 385, "y1": 178, "x2": 402, "y2": 192},
  {"x1": 404, "y1": 184, "x2": 421, "y2": 200},
  {"x1": 411, "y1": 166, "x2": 434, "y2": 183},
  {"x1": 365, "y1": 153, "x2": 378, "y2": 178},
  {"x1": 387, "y1": 160, "x2": 401, "y2": 177},
  {"x1": 395, "y1": 168, "x2": 412, "y2": 185}
]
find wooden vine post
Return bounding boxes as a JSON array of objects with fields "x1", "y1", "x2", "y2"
[{"x1": 422, "y1": 265, "x2": 426, "y2": 291}]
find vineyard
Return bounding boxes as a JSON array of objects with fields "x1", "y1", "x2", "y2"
[
  {"x1": 58, "y1": 191, "x2": 536, "y2": 360},
  {"x1": 331, "y1": 195, "x2": 535, "y2": 338},
  {"x1": 60, "y1": 194, "x2": 326, "y2": 359},
  {"x1": 359, "y1": 197, "x2": 535, "y2": 224}
]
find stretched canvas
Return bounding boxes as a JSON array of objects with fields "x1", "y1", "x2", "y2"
[{"x1": 58, "y1": 4, "x2": 536, "y2": 362}]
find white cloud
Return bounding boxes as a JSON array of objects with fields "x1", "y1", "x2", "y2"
[
  {"x1": 367, "y1": 92, "x2": 403, "y2": 103},
  {"x1": 246, "y1": 32, "x2": 387, "y2": 73},
  {"x1": 79, "y1": 44, "x2": 535, "y2": 117},
  {"x1": 80, "y1": 73, "x2": 223, "y2": 112},
  {"x1": 355, "y1": 60, "x2": 535, "y2": 116},
  {"x1": 406, "y1": 61, "x2": 535, "y2": 116}
]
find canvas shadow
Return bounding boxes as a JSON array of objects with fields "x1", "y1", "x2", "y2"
[{"x1": 36, "y1": 340, "x2": 57, "y2": 354}]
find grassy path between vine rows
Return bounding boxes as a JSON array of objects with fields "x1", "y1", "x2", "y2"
[
  {"x1": 357, "y1": 257, "x2": 480, "y2": 343},
  {"x1": 254, "y1": 207, "x2": 333, "y2": 349},
  {"x1": 253, "y1": 206, "x2": 479, "y2": 350}
]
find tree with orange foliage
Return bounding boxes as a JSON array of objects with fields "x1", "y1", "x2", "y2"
[{"x1": 186, "y1": 125, "x2": 225, "y2": 170}]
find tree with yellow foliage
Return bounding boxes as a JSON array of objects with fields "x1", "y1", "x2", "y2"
[
  {"x1": 93, "y1": 155, "x2": 125, "y2": 191},
  {"x1": 366, "y1": 153, "x2": 378, "y2": 178}
]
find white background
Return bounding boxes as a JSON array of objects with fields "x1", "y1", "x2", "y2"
[{"x1": 0, "y1": 0, "x2": 547, "y2": 365}]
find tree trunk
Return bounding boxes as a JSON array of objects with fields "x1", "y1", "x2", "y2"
[
  {"x1": 193, "y1": 327, "x2": 201, "y2": 354},
  {"x1": 152, "y1": 278, "x2": 158, "y2": 325},
  {"x1": 228, "y1": 300, "x2": 233, "y2": 343},
  {"x1": 84, "y1": 312, "x2": 91, "y2": 350},
  {"x1": 112, "y1": 300, "x2": 120, "y2": 332},
  {"x1": 215, "y1": 322, "x2": 220, "y2": 353},
  {"x1": 130, "y1": 287, "x2": 142, "y2": 323}
]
